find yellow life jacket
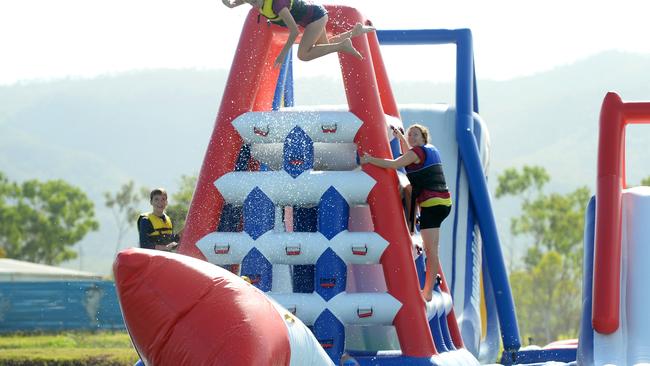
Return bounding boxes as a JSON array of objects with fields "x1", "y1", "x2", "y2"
[
  {"x1": 259, "y1": 0, "x2": 293, "y2": 22},
  {"x1": 141, "y1": 212, "x2": 173, "y2": 237}
]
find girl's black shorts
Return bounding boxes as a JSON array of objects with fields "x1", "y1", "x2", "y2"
[{"x1": 419, "y1": 205, "x2": 451, "y2": 229}]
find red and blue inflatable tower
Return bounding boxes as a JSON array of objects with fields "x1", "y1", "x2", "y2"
[{"x1": 170, "y1": 5, "x2": 476, "y2": 365}]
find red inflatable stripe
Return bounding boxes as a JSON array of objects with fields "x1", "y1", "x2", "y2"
[{"x1": 113, "y1": 248, "x2": 291, "y2": 366}]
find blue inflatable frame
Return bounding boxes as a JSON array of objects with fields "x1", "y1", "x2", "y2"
[
  {"x1": 376, "y1": 28, "x2": 521, "y2": 353},
  {"x1": 269, "y1": 28, "x2": 522, "y2": 357}
]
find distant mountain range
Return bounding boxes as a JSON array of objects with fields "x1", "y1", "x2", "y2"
[{"x1": 1, "y1": 50, "x2": 649, "y2": 275}]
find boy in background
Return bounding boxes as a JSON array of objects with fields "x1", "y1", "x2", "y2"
[{"x1": 138, "y1": 188, "x2": 182, "y2": 251}]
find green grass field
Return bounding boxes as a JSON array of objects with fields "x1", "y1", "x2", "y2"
[{"x1": 0, "y1": 331, "x2": 140, "y2": 366}]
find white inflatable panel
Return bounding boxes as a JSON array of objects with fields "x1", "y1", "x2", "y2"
[
  {"x1": 425, "y1": 290, "x2": 447, "y2": 320},
  {"x1": 232, "y1": 110, "x2": 362, "y2": 143},
  {"x1": 441, "y1": 349, "x2": 481, "y2": 366},
  {"x1": 272, "y1": 265, "x2": 293, "y2": 293},
  {"x1": 357, "y1": 349, "x2": 477, "y2": 366},
  {"x1": 594, "y1": 187, "x2": 650, "y2": 366},
  {"x1": 328, "y1": 292, "x2": 401, "y2": 326},
  {"x1": 196, "y1": 232, "x2": 254, "y2": 264},
  {"x1": 215, "y1": 170, "x2": 375, "y2": 205},
  {"x1": 441, "y1": 291, "x2": 454, "y2": 315},
  {"x1": 197, "y1": 231, "x2": 388, "y2": 265},
  {"x1": 399, "y1": 105, "x2": 468, "y2": 310},
  {"x1": 329, "y1": 231, "x2": 389, "y2": 265},
  {"x1": 400, "y1": 104, "x2": 490, "y2": 358},
  {"x1": 437, "y1": 350, "x2": 469, "y2": 366},
  {"x1": 624, "y1": 187, "x2": 650, "y2": 365},
  {"x1": 270, "y1": 292, "x2": 328, "y2": 325},
  {"x1": 251, "y1": 142, "x2": 358, "y2": 171},
  {"x1": 267, "y1": 297, "x2": 336, "y2": 366},
  {"x1": 257, "y1": 232, "x2": 328, "y2": 265},
  {"x1": 270, "y1": 292, "x2": 401, "y2": 326}
]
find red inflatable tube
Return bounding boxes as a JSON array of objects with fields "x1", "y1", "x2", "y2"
[{"x1": 114, "y1": 248, "x2": 291, "y2": 366}]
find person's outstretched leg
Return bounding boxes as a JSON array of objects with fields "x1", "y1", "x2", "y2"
[
  {"x1": 420, "y1": 227, "x2": 440, "y2": 301},
  {"x1": 329, "y1": 22, "x2": 376, "y2": 43},
  {"x1": 297, "y1": 16, "x2": 362, "y2": 61}
]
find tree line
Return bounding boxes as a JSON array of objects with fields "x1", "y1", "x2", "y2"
[
  {"x1": 497, "y1": 166, "x2": 649, "y2": 346},
  {"x1": 1, "y1": 167, "x2": 648, "y2": 347},
  {"x1": 0, "y1": 171, "x2": 195, "y2": 265},
  {"x1": 0, "y1": 172, "x2": 98, "y2": 264}
]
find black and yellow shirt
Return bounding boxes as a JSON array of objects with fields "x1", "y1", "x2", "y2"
[{"x1": 138, "y1": 212, "x2": 179, "y2": 249}]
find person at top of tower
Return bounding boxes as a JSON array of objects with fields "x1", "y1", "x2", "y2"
[
  {"x1": 221, "y1": 0, "x2": 375, "y2": 67},
  {"x1": 360, "y1": 124, "x2": 452, "y2": 302}
]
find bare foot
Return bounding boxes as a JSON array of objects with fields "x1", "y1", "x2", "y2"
[
  {"x1": 350, "y1": 22, "x2": 376, "y2": 38},
  {"x1": 422, "y1": 288, "x2": 433, "y2": 302},
  {"x1": 340, "y1": 38, "x2": 362, "y2": 59}
]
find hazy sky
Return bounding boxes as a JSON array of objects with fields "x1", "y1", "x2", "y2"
[{"x1": 2, "y1": 0, "x2": 650, "y2": 85}]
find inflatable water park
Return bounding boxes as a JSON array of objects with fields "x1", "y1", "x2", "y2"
[{"x1": 112, "y1": 5, "x2": 650, "y2": 366}]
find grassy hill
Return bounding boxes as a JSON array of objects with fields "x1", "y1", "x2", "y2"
[{"x1": 1, "y1": 51, "x2": 649, "y2": 274}]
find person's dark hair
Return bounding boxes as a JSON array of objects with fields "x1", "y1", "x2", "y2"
[
  {"x1": 150, "y1": 188, "x2": 168, "y2": 202},
  {"x1": 408, "y1": 124, "x2": 429, "y2": 144}
]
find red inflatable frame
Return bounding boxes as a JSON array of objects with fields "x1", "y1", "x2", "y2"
[
  {"x1": 179, "y1": 5, "x2": 464, "y2": 357},
  {"x1": 594, "y1": 92, "x2": 650, "y2": 334}
]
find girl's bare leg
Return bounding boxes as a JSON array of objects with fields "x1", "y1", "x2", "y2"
[
  {"x1": 329, "y1": 22, "x2": 376, "y2": 43},
  {"x1": 420, "y1": 227, "x2": 440, "y2": 301},
  {"x1": 297, "y1": 16, "x2": 362, "y2": 61},
  {"x1": 403, "y1": 184, "x2": 413, "y2": 230}
]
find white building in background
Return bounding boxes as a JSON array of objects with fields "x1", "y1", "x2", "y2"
[{"x1": 0, "y1": 258, "x2": 102, "y2": 282}]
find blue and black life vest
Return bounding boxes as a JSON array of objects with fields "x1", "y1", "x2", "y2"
[{"x1": 405, "y1": 144, "x2": 448, "y2": 231}]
